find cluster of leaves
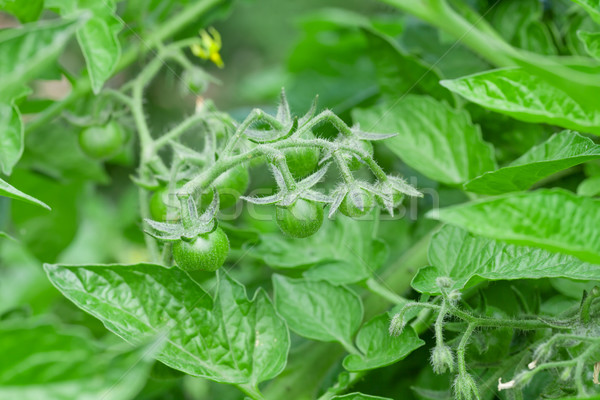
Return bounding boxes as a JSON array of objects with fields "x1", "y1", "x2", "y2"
[{"x1": 1, "y1": 0, "x2": 600, "y2": 399}]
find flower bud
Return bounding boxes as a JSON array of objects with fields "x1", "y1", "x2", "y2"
[
  {"x1": 453, "y1": 372, "x2": 479, "y2": 400},
  {"x1": 532, "y1": 342, "x2": 553, "y2": 364},
  {"x1": 389, "y1": 312, "x2": 406, "y2": 336},
  {"x1": 447, "y1": 289, "x2": 462, "y2": 304},
  {"x1": 436, "y1": 277, "x2": 454, "y2": 290},
  {"x1": 430, "y1": 345, "x2": 455, "y2": 374}
]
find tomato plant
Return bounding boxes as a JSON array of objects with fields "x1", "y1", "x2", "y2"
[{"x1": 1, "y1": 0, "x2": 600, "y2": 400}]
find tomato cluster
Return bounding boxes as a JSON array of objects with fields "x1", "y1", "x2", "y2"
[{"x1": 151, "y1": 137, "x2": 401, "y2": 272}]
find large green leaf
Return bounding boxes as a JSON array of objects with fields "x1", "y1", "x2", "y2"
[
  {"x1": 0, "y1": 177, "x2": 49, "y2": 210},
  {"x1": 252, "y1": 215, "x2": 387, "y2": 284},
  {"x1": 0, "y1": 318, "x2": 152, "y2": 400},
  {"x1": 0, "y1": 103, "x2": 22, "y2": 175},
  {"x1": 0, "y1": 18, "x2": 81, "y2": 102},
  {"x1": 578, "y1": 31, "x2": 600, "y2": 60},
  {"x1": 441, "y1": 68, "x2": 600, "y2": 135},
  {"x1": 44, "y1": 264, "x2": 289, "y2": 385},
  {"x1": 464, "y1": 131, "x2": 600, "y2": 194},
  {"x1": 412, "y1": 225, "x2": 600, "y2": 294},
  {"x1": 430, "y1": 189, "x2": 600, "y2": 263},
  {"x1": 273, "y1": 275, "x2": 363, "y2": 350},
  {"x1": 353, "y1": 95, "x2": 496, "y2": 185},
  {"x1": 342, "y1": 313, "x2": 424, "y2": 371}
]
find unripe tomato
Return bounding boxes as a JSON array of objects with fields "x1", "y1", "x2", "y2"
[
  {"x1": 79, "y1": 120, "x2": 125, "y2": 160},
  {"x1": 172, "y1": 227, "x2": 229, "y2": 272},
  {"x1": 344, "y1": 140, "x2": 373, "y2": 171},
  {"x1": 200, "y1": 165, "x2": 250, "y2": 210},
  {"x1": 285, "y1": 131, "x2": 320, "y2": 179},
  {"x1": 150, "y1": 187, "x2": 180, "y2": 222},
  {"x1": 339, "y1": 188, "x2": 374, "y2": 218},
  {"x1": 275, "y1": 198, "x2": 323, "y2": 238}
]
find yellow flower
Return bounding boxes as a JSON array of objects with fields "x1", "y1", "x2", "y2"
[{"x1": 191, "y1": 27, "x2": 224, "y2": 68}]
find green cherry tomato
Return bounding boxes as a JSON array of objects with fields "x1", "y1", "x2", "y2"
[
  {"x1": 200, "y1": 165, "x2": 250, "y2": 210},
  {"x1": 285, "y1": 131, "x2": 320, "y2": 179},
  {"x1": 344, "y1": 140, "x2": 373, "y2": 171},
  {"x1": 275, "y1": 198, "x2": 323, "y2": 238},
  {"x1": 339, "y1": 188, "x2": 374, "y2": 218},
  {"x1": 150, "y1": 187, "x2": 180, "y2": 221},
  {"x1": 79, "y1": 120, "x2": 125, "y2": 160},
  {"x1": 172, "y1": 227, "x2": 229, "y2": 272}
]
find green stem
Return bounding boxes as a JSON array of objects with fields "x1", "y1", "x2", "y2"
[
  {"x1": 236, "y1": 383, "x2": 266, "y2": 400},
  {"x1": 457, "y1": 323, "x2": 476, "y2": 375},
  {"x1": 333, "y1": 151, "x2": 355, "y2": 184},
  {"x1": 138, "y1": 185, "x2": 159, "y2": 262},
  {"x1": 178, "y1": 138, "x2": 388, "y2": 199},
  {"x1": 25, "y1": 0, "x2": 224, "y2": 134},
  {"x1": 341, "y1": 340, "x2": 361, "y2": 356},
  {"x1": 155, "y1": 112, "x2": 207, "y2": 149},
  {"x1": 365, "y1": 278, "x2": 408, "y2": 305},
  {"x1": 434, "y1": 300, "x2": 447, "y2": 348}
]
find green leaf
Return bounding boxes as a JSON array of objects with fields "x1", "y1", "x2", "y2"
[
  {"x1": 412, "y1": 225, "x2": 600, "y2": 294},
  {"x1": 252, "y1": 215, "x2": 386, "y2": 284},
  {"x1": 352, "y1": 95, "x2": 496, "y2": 185},
  {"x1": 0, "y1": 0, "x2": 44, "y2": 22},
  {"x1": 578, "y1": 31, "x2": 600, "y2": 60},
  {"x1": 464, "y1": 131, "x2": 600, "y2": 194},
  {"x1": 332, "y1": 393, "x2": 393, "y2": 400},
  {"x1": 571, "y1": 0, "x2": 600, "y2": 25},
  {"x1": 342, "y1": 313, "x2": 424, "y2": 371},
  {"x1": 578, "y1": 175, "x2": 600, "y2": 197},
  {"x1": 0, "y1": 177, "x2": 50, "y2": 210},
  {"x1": 46, "y1": 0, "x2": 122, "y2": 93},
  {"x1": 44, "y1": 264, "x2": 289, "y2": 385},
  {"x1": 0, "y1": 18, "x2": 81, "y2": 102},
  {"x1": 441, "y1": 68, "x2": 600, "y2": 135},
  {"x1": 429, "y1": 189, "x2": 600, "y2": 264},
  {"x1": 0, "y1": 103, "x2": 22, "y2": 175},
  {"x1": 0, "y1": 318, "x2": 153, "y2": 400},
  {"x1": 273, "y1": 275, "x2": 363, "y2": 349},
  {"x1": 361, "y1": 29, "x2": 455, "y2": 104},
  {"x1": 77, "y1": 14, "x2": 121, "y2": 93}
]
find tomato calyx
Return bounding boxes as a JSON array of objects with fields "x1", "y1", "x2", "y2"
[{"x1": 144, "y1": 188, "x2": 220, "y2": 242}]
